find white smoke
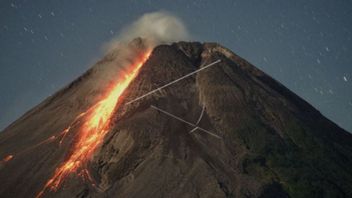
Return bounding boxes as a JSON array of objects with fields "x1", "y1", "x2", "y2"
[
  {"x1": 105, "y1": 11, "x2": 190, "y2": 51},
  {"x1": 0, "y1": 11, "x2": 189, "y2": 133}
]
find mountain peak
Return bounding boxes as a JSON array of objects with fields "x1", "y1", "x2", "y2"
[{"x1": 0, "y1": 41, "x2": 351, "y2": 198}]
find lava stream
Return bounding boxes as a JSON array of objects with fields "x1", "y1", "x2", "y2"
[{"x1": 36, "y1": 50, "x2": 151, "y2": 198}]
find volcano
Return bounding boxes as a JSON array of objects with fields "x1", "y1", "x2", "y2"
[{"x1": 0, "y1": 40, "x2": 352, "y2": 198}]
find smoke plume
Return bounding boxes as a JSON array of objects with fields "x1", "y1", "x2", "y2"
[{"x1": 105, "y1": 11, "x2": 190, "y2": 51}]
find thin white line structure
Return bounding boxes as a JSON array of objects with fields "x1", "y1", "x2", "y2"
[
  {"x1": 195, "y1": 105, "x2": 206, "y2": 125},
  {"x1": 126, "y1": 59, "x2": 222, "y2": 105},
  {"x1": 151, "y1": 105, "x2": 222, "y2": 139}
]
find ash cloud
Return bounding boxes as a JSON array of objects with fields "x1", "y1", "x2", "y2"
[
  {"x1": 105, "y1": 11, "x2": 190, "y2": 51},
  {"x1": 98, "y1": 11, "x2": 190, "y2": 82}
]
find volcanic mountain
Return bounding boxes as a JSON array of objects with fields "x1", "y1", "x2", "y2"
[{"x1": 0, "y1": 39, "x2": 352, "y2": 198}]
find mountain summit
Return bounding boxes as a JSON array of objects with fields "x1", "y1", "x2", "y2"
[{"x1": 0, "y1": 40, "x2": 351, "y2": 198}]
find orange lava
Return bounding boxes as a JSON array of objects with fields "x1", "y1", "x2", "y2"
[
  {"x1": 36, "y1": 50, "x2": 151, "y2": 197},
  {"x1": 2, "y1": 155, "x2": 13, "y2": 162}
]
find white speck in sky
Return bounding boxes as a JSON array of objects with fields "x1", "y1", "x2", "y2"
[
  {"x1": 50, "y1": 11, "x2": 55, "y2": 16},
  {"x1": 343, "y1": 76, "x2": 348, "y2": 82},
  {"x1": 316, "y1": 58, "x2": 321, "y2": 64},
  {"x1": 38, "y1": 14, "x2": 42, "y2": 19}
]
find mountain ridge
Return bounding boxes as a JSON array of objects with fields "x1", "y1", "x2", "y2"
[{"x1": 0, "y1": 40, "x2": 351, "y2": 198}]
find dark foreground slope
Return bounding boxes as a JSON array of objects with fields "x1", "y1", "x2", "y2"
[{"x1": 1, "y1": 41, "x2": 352, "y2": 198}]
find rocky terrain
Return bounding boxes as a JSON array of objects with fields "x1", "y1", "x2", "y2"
[{"x1": 0, "y1": 40, "x2": 351, "y2": 198}]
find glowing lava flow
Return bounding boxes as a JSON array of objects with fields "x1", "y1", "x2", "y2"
[
  {"x1": 2, "y1": 155, "x2": 13, "y2": 162},
  {"x1": 36, "y1": 50, "x2": 151, "y2": 198}
]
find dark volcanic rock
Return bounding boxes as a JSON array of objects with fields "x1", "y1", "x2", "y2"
[{"x1": 0, "y1": 41, "x2": 352, "y2": 198}]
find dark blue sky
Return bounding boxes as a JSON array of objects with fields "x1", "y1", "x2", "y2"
[{"x1": 0, "y1": 0, "x2": 351, "y2": 132}]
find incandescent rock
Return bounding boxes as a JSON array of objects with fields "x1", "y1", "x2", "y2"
[{"x1": 0, "y1": 41, "x2": 351, "y2": 198}]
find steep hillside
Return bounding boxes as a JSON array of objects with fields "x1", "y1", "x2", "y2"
[{"x1": 1, "y1": 41, "x2": 351, "y2": 198}]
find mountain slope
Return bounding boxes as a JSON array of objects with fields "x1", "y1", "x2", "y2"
[{"x1": 1, "y1": 41, "x2": 351, "y2": 198}]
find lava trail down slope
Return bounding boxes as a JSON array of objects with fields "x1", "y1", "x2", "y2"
[{"x1": 0, "y1": 40, "x2": 352, "y2": 198}]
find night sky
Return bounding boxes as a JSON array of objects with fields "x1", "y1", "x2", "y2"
[{"x1": 0, "y1": 0, "x2": 351, "y2": 132}]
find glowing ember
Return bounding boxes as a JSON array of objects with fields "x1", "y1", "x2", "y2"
[
  {"x1": 36, "y1": 50, "x2": 151, "y2": 198},
  {"x1": 2, "y1": 155, "x2": 13, "y2": 163}
]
